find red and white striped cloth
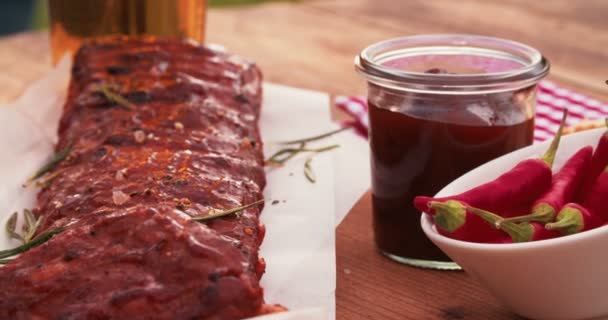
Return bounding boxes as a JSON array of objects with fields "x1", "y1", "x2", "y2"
[{"x1": 337, "y1": 81, "x2": 608, "y2": 142}]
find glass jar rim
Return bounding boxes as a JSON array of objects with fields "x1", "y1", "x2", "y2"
[{"x1": 355, "y1": 34, "x2": 550, "y2": 94}]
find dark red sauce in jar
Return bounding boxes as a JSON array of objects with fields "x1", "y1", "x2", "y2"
[
  {"x1": 356, "y1": 35, "x2": 549, "y2": 269},
  {"x1": 369, "y1": 88, "x2": 535, "y2": 262}
]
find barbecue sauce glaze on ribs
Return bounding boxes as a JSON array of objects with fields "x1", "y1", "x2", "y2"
[{"x1": 0, "y1": 37, "x2": 282, "y2": 319}]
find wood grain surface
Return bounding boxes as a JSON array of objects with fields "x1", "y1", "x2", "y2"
[{"x1": 0, "y1": 1, "x2": 606, "y2": 319}]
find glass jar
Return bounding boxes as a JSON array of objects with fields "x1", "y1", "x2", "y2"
[{"x1": 355, "y1": 34, "x2": 549, "y2": 270}]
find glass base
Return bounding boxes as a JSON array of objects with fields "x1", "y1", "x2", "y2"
[{"x1": 381, "y1": 251, "x2": 462, "y2": 271}]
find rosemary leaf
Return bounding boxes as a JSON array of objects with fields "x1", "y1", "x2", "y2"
[
  {"x1": 0, "y1": 227, "x2": 64, "y2": 259},
  {"x1": 265, "y1": 142, "x2": 306, "y2": 165},
  {"x1": 265, "y1": 144, "x2": 340, "y2": 166},
  {"x1": 27, "y1": 140, "x2": 72, "y2": 183},
  {"x1": 5, "y1": 212, "x2": 23, "y2": 243},
  {"x1": 193, "y1": 199, "x2": 265, "y2": 223},
  {"x1": 33, "y1": 216, "x2": 44, "y2": 233},
  {"x1": 21, "y1": 210, "x2": 44, "y2": 244},
  {"x1": 310, "y1": 144, "x2": 340, "y2": 153},
  {"x1": 304, "y1": 157, "x2": 316, "y2": 183},
  {"x1": 279, "y1": 127, "x2": 350, "y2": 145},
  {"x1": 0, "y1": 259, "x2": 13, "y2": 265},
  {"x1": 265, "y1": 148, "x2": 300, "y2": 164},
  {"x1": 23, "y1": 209, "x2": 35, "y2": 233},
  {"x1": 34, "y1": 170, "x2": 61, "y2": 188},
  {"x1": 96, "y1": 84, "x2": 136, "y2": 111}
]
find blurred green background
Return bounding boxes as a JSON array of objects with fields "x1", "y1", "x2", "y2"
[{"x1": 0, "y1": 0, "x2": 288, "y2": 36}]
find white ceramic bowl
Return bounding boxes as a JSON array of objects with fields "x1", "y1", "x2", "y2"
[{"x1": 421, "y1": 128, "x2": 608, "y2": 320}]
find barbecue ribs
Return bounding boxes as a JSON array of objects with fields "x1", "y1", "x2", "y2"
[{"x1": 0, "y1": 37, "x2": 278, "y2": 320}]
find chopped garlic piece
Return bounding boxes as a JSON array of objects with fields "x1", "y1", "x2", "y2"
[
  {"x1": 112, "y1": 190, "x2": 130, "y2": 205},
  {"x1": 134, "y1": 130, "x2": 146, "y2": 143},
  {"x1": 115, "y1": 169, "x2": 127, "y2": 181}
]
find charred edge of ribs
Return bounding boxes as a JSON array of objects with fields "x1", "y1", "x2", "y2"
[{"x1": 0, "y1": 37, "x2": 279, "y2": 319}]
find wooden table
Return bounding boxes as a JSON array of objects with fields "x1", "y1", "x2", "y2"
[{"x1": 1, "y1": 1, "x2": 607, "y2": 319}]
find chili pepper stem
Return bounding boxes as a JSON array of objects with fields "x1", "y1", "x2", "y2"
[
  {"x1": 495, "y1": 204, "x2": 555, "y2": 228},
  {"x1": 468, "y1": 207, "x2": 535, "y2": 242},
  {"x1": 545, "y1": 207, "x2": 584, "y2": 235},
  {"x1": 465, "y1": 206, "x2": 502, "y2": 226},
  {"x1": 429, "y1": 201, "x2": 466, "y2": 233},
  {"x1": 540, "y1": 109, "x2": 568, "y2": 167}
]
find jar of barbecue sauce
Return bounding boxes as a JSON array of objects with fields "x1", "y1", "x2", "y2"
[{"x1": 355, "y1": 35, "x2": 549, "y2": 270}]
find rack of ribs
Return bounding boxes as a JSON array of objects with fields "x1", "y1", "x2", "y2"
[{"x1": 0, "y1": 37, "x2": 280, "y2": 319}]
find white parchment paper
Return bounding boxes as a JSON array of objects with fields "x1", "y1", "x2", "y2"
[{"x1": 0, "y1": 59, "x2": 335, "y2": 320}]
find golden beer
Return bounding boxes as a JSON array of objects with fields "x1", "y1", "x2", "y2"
[{"x1": 49, "y1": 0, "x2": 207, "y2": 64}]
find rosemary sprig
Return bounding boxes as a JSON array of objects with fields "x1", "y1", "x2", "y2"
[
  {"x1": 265, "y1": 144, "x2": 340, "y2": 166},
  {"x1": 193, "y1": 199, "x2": 265, "y2": 223},
  {"x1": 5, "y1": 209, "x2": 46, "y2": 245},
  {"x1": 304, "y1": 157, "x2": 316, "y2": 183},
  {"x1": 96, "y1": 84, "x2": 136, "y2": 111},
  {"x1": 267, "y1": 127, "x2": 345, "y2": 183},
  {"x1": 0, "y1": 227, "x2": 63, "y2": 260},
  {"x1": 278, "y1": 126, "x2": 350, "y2": 145},
  {"x1": 27, "y1": 140, "x2": 72, "y2": 183}
]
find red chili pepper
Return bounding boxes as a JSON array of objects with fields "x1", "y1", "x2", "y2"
[
  {"x1": 428, "y1": 200, "x2": 504, "y2": 243},
  {"x1": 498, "y1": 145, "x2": 593, "y2": 226},
  {"x1": 580, "y1": 165, "x2": 608, "y2": 222},
  {"x1": 546, "y1": 166, "x2": 608, "y2": 235},
  {"x1": 468, "y1": 207, "x2": 561, "y2": 243},
  {"x1": 577, "y1": 120, "x2": 608, "y2": 200},
  {"x1": 545, "y1": 203, "x2": 603, "y2": 235},
  {"x1": 414, "y1": 110, "x2": 568, "y2": 216}
]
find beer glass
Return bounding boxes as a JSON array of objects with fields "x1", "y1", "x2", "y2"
[{"x1": 49, "y1": 0, "x2": 207, "y2": 64}]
